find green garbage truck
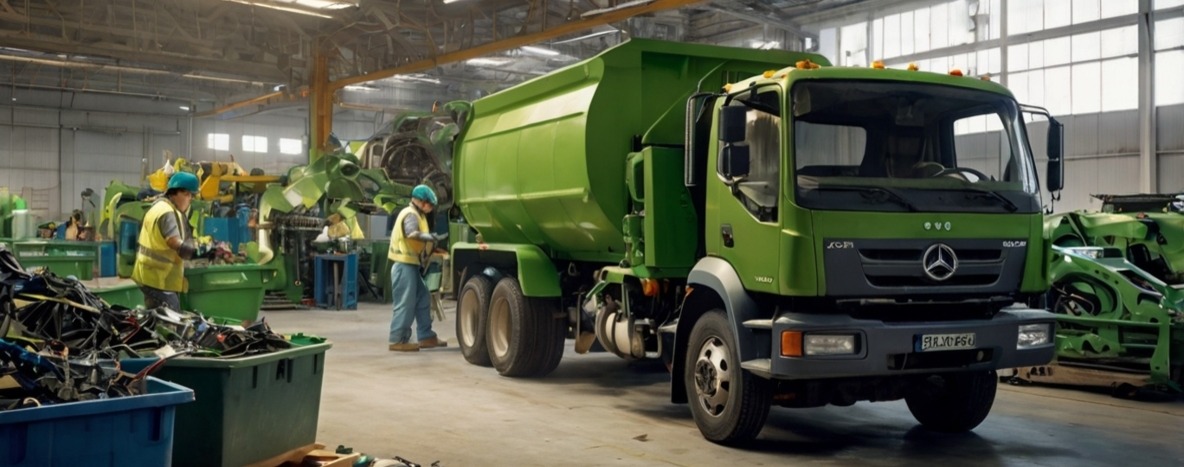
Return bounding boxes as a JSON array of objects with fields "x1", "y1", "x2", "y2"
[{"x1": 448, "y1": 38, "x2": 1061, "y2": 444}]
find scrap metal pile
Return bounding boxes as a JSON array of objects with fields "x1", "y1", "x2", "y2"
[
  {"x1": 1013, "y1": 194, "x2": 1184, "y2": 396},
  {"x1": 0, "y1": 245, "x2": 293, "y2": 410}
]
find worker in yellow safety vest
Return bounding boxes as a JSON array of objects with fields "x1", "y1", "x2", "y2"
[
  {"x1": 131, "y1": 172, "x2": 200, "y2": 311},
  {"x1": 387, "y1": 184, "x2": 448, "y2": 352}
]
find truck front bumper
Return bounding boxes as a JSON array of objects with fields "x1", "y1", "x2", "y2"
[{"x1": 763, "y1": 307, "x2": 1055, "y2": 380}]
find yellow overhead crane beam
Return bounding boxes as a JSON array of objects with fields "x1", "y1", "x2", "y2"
[{"x1": 202, "y1": 0, "x2": 707, "y2": 161}]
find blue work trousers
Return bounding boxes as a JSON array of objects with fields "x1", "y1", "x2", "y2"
[{"x1": 388, "y1": 262, "x2": 436, "y2": 344}]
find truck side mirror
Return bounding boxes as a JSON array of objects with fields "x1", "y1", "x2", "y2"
[
  {"x1": 722, "y1": 145, "x2": 750, "y2": 180},
  {"x1": 1046, "y1": 119, "x2": 1064, "y2": 192},
  {"x1": 719, "y1": 106, "x2": 747, "y2": 143}
]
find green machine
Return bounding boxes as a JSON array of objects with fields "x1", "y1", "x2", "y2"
[
  {"x1": 255, "y1": 152, "x2": 412, "y2": 303},
  {"x1": 448, "y1": 38, "x2": 1062, "y2": 444},
  {"x1": 1019, "y1": 196, "x2": 1184, "y2": 394}
]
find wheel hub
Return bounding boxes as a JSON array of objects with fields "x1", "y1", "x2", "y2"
[{"x1": 692, "y1": 337, "x2": 731, "y2": 417}]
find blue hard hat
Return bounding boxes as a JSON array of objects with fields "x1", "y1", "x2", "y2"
[
  {"x1": 167, "y1": 172, "x2": 200, "y2": 193},
  {"x1": 411, "y1": 184, "x2": 437, "y2": 205}
]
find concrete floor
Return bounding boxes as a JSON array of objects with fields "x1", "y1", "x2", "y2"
[{"x1": 264, "y1": 301, "x2": 1184, "y2": 466}]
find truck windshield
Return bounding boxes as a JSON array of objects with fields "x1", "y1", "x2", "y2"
[{"x1": 792, "y1": 80, "x2": 1040, "y2": 214}]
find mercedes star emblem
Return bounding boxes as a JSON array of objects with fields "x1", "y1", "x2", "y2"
[{"x1": 922, "y1": 243, "x2": 958, "y2": 281}]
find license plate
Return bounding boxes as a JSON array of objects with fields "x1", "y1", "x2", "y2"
[{"x1": 915, "y1": 333, "x2": 976, "y2": 352}]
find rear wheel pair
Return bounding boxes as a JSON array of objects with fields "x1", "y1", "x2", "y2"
[{"x1": 456, "y1": 275, "x2": 564, "y2": 377}]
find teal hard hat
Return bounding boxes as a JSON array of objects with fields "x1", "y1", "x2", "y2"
[
  {"x1": 411, "y1": 184, "x2": 437, "y2": 205},
  {"x1": 167, "y1": 172, "x2": 200, "y2": 193}
]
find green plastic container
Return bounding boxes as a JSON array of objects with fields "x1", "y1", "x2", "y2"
[
  {"x1": 93, "y1": 282, "x2": 145, "y2": 309},
  {"x1": 129, "y1": 343, "x2": 332, "y2": 467},
  {"x1": 16, "y1": 251, "x2": 96, "y2": 280},
  {"x1": 181, "y1": 264, "x2": 274, "y2": 321},
  {"x1": 10, "y1": 240, "x2": 112, "y2": 280}
]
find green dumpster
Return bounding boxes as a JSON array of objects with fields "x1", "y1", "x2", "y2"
[
  {"x1": 123, "y1": 342, "x2": 331, "y2": 467},
  {"x1": 93, "y1": 282, "x2": 145, "y2": 309},
  {"x1": 181, "y1": 263, "x2": 274, "y2": 321}
]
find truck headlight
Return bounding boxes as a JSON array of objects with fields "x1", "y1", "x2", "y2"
[
  {"x1": 804, "y1": 334, "x2": 858, "y2": 356},
  {"x1": 1017, "y1": 323, "x2": 1051, "y2": 349}
]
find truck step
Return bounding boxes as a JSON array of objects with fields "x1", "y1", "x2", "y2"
[
  {"x1": 741, "y1": 359, "x2": 772, "y2": 379},
  {"x1": 742, "y1": 319, "x2": 773, "y2": 330}
]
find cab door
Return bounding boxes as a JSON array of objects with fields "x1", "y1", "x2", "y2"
[{"x1": 705, "y1": 86, "x2": 783, "y2": 294}]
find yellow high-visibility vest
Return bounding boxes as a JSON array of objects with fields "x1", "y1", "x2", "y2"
[
  {"x1": 388, "y1": 206, "x2": 429, "y2": 265},
  {"x1": 131, "y1": 199, "x2": 186, "y2": 292}
]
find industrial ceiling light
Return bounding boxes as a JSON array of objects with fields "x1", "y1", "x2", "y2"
[
  {"x1": 221, "y1": 0, "x2": 333, "y2": 18},
  {"x1": 343, "y1": 84, "x2": 379, "y2": 91},
  {"x1": 179, "y1": 105, "x2": 191, "y2": 111},
  {"x1": 466, "y1": 58, "x2": 511, "y2": 66},
  {"x1": 521, "y1": 45, "x2": 561, "y2": 56}
]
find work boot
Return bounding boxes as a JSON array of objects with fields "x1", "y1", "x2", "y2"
[
  {"x1": 388, "y1": 342, "x2": 420, "y2": 352},
  {"x1": 418, "y1": 337, "x2": 449, "y2": 349}
]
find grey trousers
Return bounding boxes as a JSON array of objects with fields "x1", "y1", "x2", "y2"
[{"x1": 140, "y1": 286, "x2": 181, "y2": 311}]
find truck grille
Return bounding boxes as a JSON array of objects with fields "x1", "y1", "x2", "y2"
[{"x1": 823, "y1": 239, "x2": 1027, "y2": 297}]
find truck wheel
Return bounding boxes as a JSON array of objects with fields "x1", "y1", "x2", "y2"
[
  {"x1": 906, "y1": 370, "x2": 997, "y2": 433},
  {"x1": 457, "y1": 275, "x2": 494, "y2": 367},
  {"x1": 684, "y1": 311, "x2": 771, "y2": 445},
  {"x1": 487, "y1": 277, "x2": 565, "y2": 377}
]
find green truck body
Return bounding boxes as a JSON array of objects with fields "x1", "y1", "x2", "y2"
[{"x1": 449, "y1": 39, "x2": 1059, "y2": 444}]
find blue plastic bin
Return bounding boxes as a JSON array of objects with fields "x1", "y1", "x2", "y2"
[
  {"x1": 314, "y1": 253, "x2": 358, "y2": 310},
  {"x1": 98, "y1": 241, "x2": 116, "y2": 277},
  {"x1": 0, "y1": 377, "x2": 194, "y2": 467}
]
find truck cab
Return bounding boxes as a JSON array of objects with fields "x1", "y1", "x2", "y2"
[{"x1": 676, "y1": 63, "x2": 1060, "y2": 442}]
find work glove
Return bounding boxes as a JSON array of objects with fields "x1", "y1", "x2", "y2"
[
  {"x1": 432, "y1": 232, "x2": 449, "y2": 242},
  {"x1": 179, "y1": 238, "x2": 197, "y2": 260}
]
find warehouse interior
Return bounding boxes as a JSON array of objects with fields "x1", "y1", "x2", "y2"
[{"x1": 1, "y1": 0, "x2": 1183, "y2": 465}]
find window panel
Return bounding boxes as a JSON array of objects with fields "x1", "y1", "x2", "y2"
[
  {"x1": 819, "y1": 28, "x2": 838, "y2": 64},
  {"x1": 1025, "y1": 0, "x2": 1046, "y2": 34},
  {"x1": 1071, "y1": 62, "x2": 1100, "y2": 114},
  {"x1": 901, "y1": 12, "x2": 914, "y2": 56},
  {"x1": 873, "y1": 18, "x2": 884, "y2": 59},
  {"x1": 1072, "y1": 32, "x2": 1101, "y2": 62},
  {"x1": 1044, "y1": 66, "x2": 1071, "y2": 116},
  {"x1": 915, "y1": 7, "x2": 931, "y2": 52},
  {"x1": 1102, "y1": 25, "x2": 1138, "y2": 57},
  {"x1": 988, "y1": 47, "x2": 1002, "y2": 74},
  {"x1": 989, "y1": 0, "x2": 1002, "y2": 39},
  {"x1": 1156, "y1": 18, "x2": 1184, "y2": 51},
  {"x1": 1045, "y1": 0, "x2": 1072, "y2": 29},
  {"x1": 932, "y1": 3, "x2": 950, "y2": 48},
  {"x1": 1044, "y1": 37, "x2": 1071, "y2": 67},
  {"x1": 884, "y1": 14, "x2": 900, "y2": 58},
  {"x1": 1010, "y1": 0, "x2": 1038, "y2": 35},
  {"x1": 279, "y1": 138, "x2": 303, "y2": 155},
  {"x1": 1156, "y1": 50, "x2": 1184, "y2": 106},
  {"x1": 1009, "y1": 71, "x2": 1031, "y2": 103},
  {"x1": 950, "y1": 2, "x2": 970, "y2": 46},
  {"x1": 1072, "y1": 0, "x2": 1100, "y2": 24},
  {"x1": 242, "y1": 135, "x2": 268, "y2": 153},
  {"x1": 841, "y1": 23, "x2": 868, "y2": 66},
  {"x1": 1028, "y1": 70, "x2": 1046, "y2": 108},
  {"x1": 1156, "y1": 0, "x2": 1184, "y2": 9},
  {"x1": 1101, "y1": 57, "x2": 1138, "y2": 112},
  {"x1": 1100, "y1": 0, "x2": 1137, "y2": 18},
  {"x1": 1029, "y1": 40, "x2": 1045, "y2": 69},
  {"x1": 206, "y1": 133, "x2": 229, "y2": 151},
  {"x1": 1009, "y1": 43, "x2": 1030, "y2": 71}
]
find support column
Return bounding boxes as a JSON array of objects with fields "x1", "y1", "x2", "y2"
[
  {"x1": 308, "y1": 41, "x2": 333, "y2": 162},
  {"x1": 1137, "y1": 0, "x2": 1156, "y2": 192}
]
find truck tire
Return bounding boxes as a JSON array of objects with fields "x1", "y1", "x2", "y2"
[
  {"x1": 905, "y1": 370, "x2": 997, "y2": 433},
  {"x1": 487, "y1": 277, "x2": 565, "y2": 377},
  {"x1": 685, "y1": 311, "x2": 771, "y2": 445},
  {"x1": 457, "y1": 275, "x2": 494, "y2": 367}
]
